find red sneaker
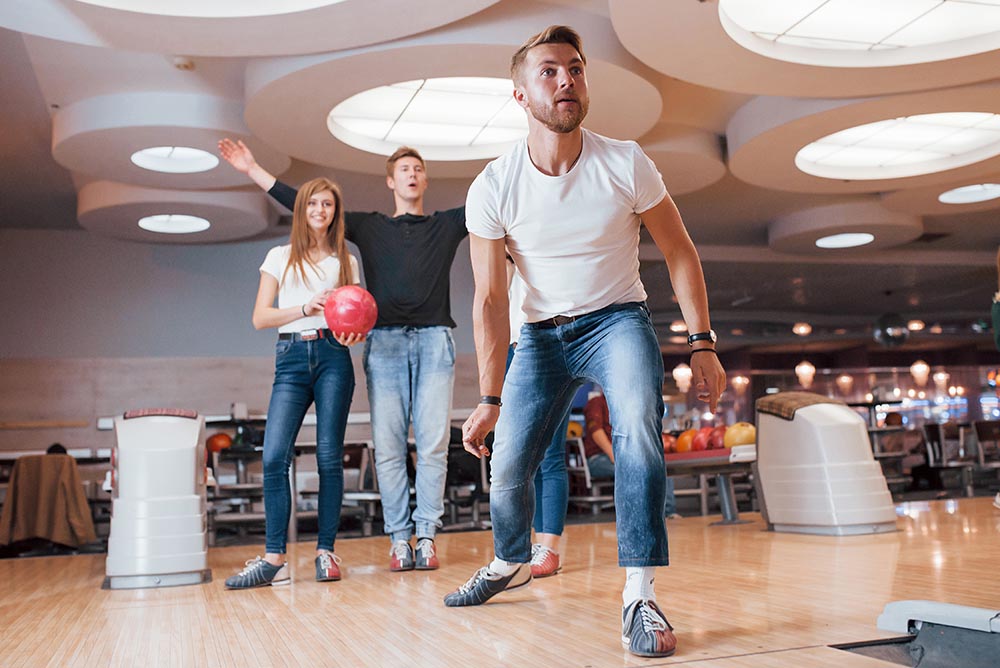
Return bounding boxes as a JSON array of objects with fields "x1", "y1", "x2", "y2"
[
  {"x1": 390, "y1": 540, "x2": 415, "y2": 571},
  {"x1": 315, "y1": 551, "x2": 341, "y2": 582},
  {"x1": 529, "y1": 544, "x2": 561, "y2": 578}
]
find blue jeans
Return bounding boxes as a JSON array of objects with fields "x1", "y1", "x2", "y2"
[
  {"x1": 364, "y1": 326, "x2": 454, "y2": 542},
  {"x1": 263, "y1": 337, "x2": 355, "y2": 554},
  {"x1": 587, "y1": 454, "x2": 677, "y2": 516},
  {"x1": 506, "y1": 344, "x2": 570, "y2": 537},
  {"x1": 491, "y1": 302, "x2": 669, "y2": 566}
]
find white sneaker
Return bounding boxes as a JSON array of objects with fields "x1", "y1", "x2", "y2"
[{"x1": 993, "y1": 493, "x2": 1000, "y2": 510}]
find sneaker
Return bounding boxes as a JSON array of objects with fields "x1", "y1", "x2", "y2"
[
  {"x1": 415, "y1": 538, "x2": 440, "y2": 570},
  {"x1": 993, "y1": 493, "x2": 1000, "y2": 510},
  {"x1": 315, "y1": 551, "x2": 342, "y2": 582},
  {"x1": 621, "y1": 599, "x2": 677, "y2": 658},
  {"x1": 529, "y1": 544, "x2": 561, "y2": 578},
  {"x1": 666, "y1": 513, "x2": 683, "y2": 520},
  {"x1": 389, "y1": 540, "x2": 415, "y2": 571},
  {"x1": 443, "y1": 564, "x2": 531, "y2": 607},
  {"x1": 225, "y1": 556, "x2": 289, "y2": 590}
]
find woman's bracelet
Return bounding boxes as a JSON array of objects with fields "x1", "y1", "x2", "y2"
[
  {"x1": 690, "y1": 348, "x2": 717, "y2": 356},
  {"x1": 301, "y1": 304, "x2": 308, "y2": 317}
]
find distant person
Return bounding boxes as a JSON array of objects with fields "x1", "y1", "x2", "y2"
[{"x1": 46, "y1": 443, "x2": 67, "y2": 455}]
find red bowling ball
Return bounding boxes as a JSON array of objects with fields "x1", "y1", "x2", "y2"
[{"x1": 324, "y1": 285, "x2": 378, "y2": 336}]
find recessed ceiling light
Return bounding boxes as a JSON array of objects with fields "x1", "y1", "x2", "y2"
[
  {"x1": 938, "y1": 183, "x2": 1000, "y2": 204},
  {"x1": 718, "y1": 0, "x2": 1000, "y2": 67},
  {"x1": 907, "y1": 319, "x2": 925, "y2": 331},
  {"x1": 815, "y1": 232, "x2": 875, "y2": 249},
  {"x1": 327, "y1": 77, "x2": 527, "y2": 160},
  {"x1": 669, "y1": 320, "x2": 687, "y2": 332},
  {"x1": 131, "y1": 146, "x2": 219, "y2": 173},
  {"x1": 796, "y1": 113, "x2": 1000, "y2": 180},
  {"x1": 76, "y1": 0, "x2": 345, "y2": 18},
  {"x1": 138, "y1": 214, "x2": 211, "y2": 234},
  {"x1": 792, "y1": 322, "x2": 812, "y2": 336}
]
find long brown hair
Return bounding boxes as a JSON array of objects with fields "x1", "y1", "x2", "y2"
[{"x1": 281, "y1": 177, "x2": 353, "y2": 290}]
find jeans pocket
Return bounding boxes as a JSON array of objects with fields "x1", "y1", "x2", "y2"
[
  {"x1": 275, "y1": 339, "x2": 292, "y2": 357},
  {"x1": 444, "y1": 329, "x2": 456, "y2": 366}
]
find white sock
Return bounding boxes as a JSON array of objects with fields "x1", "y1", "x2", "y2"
[
  {"x1": 489, "y1": 557, "x2": 523, "y2": 576},
  {"x1": 623, "y1": 567, "x2": 656, "y2": 605}
]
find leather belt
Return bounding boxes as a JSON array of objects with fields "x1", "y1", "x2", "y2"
[
  {"x1": 533, "y1": 314, "x2": 578, "y2": 328},
  {"x1": 278, "y1": 328, "x2": 333, "y2": 342}
]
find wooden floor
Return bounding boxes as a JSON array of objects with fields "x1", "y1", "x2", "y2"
[{"x1": 1, "y1": 497, "x2": 998, "y2": 667}]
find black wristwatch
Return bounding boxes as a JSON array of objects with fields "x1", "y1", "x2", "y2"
[{"x1": 687, "y1": 330, "x2": 717, "y2": 347}]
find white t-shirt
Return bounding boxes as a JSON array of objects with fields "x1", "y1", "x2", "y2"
[
  {"x1": 466, "y1": 128, "x2": 667, "y2": 323},
  {"x1": 259, "y1": 244, "x2": 360, "y2": 333},
  {"x1": 509, "y1": 270, "x2": 528, "y2": 344}
]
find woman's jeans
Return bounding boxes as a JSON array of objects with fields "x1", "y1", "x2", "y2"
[
  {"x1": 263, "y1": 336, "x2": 354, "y2": 554},
  {"x1": 492, "y1": 302, "x2": 669, "y2": 567}
]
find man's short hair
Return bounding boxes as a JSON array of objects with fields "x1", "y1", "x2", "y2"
[
  {"x1": 386, "y1": 146, "x2": 425, "y2": 177},
  {"x1": 510, "y1": 25, "x2": 586, "y2": 86}
]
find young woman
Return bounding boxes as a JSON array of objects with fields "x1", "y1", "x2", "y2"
[{"x1": 226, "y1": 177, "x2": 363, "y2": 589}]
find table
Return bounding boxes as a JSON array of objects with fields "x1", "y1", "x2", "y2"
[{"x1": 664, "y1": 448, "x2": 756, "y2": 525}]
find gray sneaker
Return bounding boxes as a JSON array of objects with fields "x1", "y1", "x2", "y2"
[
  {"x1": 443, "y1": 564, "x2": 531, "y2": 607},
  {"x1": 225, "y1": 556, "x2": 289, "y2": 589},
  {"x1": 621, "y1": 599, "x2": 677, "y2": 657}
]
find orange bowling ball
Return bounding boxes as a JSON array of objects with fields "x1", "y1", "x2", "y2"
[
  {"x1": 207, "y1": 432, "x2": 232, "y2": 453},
  {"x1": 675, "y1": 428, "x2": 697, "y2": 453}
]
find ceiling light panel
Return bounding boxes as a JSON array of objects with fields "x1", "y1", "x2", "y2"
[
  {"x1": 137, "y1": 214, "x2": 210, "y2": 234},
  {"x1": 328, "y1": 77, "x2": 527, "y2": 159},
  {"x1": 718, "y1": 0, "x2": 1000, "y2": 66},
  {"x1": 130, "y1": 146, "x2": 219, "y2": 173},
  {"x1": 938, "y1": 183, "x2": 1000, "y2": 204},
  {"x1": 795, "y1": 112, "x2": 1000, "y2": 180}
]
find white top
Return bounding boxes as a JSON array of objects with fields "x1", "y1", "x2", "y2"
[
  {"x1": 466, "y1": 128, "x2": 667, "y2": 323},
  {"x1": 509, "y1": 270, "x2": 528, "y2": 344},
  {"x1": 259, "y1": 244, "x2": 360, "y2": 333}
]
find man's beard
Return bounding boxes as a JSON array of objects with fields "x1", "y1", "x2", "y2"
[{"x1": 528, "y1": 96, "x2": 588, "y2": 134}]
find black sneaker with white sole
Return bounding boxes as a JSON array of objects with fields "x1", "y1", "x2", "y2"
[{"x1": 443, "y1": 564, "x2": 531, "y2": 607}]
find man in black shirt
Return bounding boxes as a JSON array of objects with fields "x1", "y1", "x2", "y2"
[{"x1": 219, "y1": 139, "x2": 466, "y2": 571}]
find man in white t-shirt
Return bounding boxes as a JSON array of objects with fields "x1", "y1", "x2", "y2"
[{"x1": 442, "y1": 26, "x2": 726, "y2": 659}]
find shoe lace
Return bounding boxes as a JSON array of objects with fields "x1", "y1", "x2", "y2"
[
  {"x1": 530, "y1": 545, "x2": 551, "y2": 566},
  {"x1": 456, "y1": 567, "x2": 491, "y2": 594},
  {"x1": 238, "y1": 557, "x2": 264, "y2": 576},
  {"x1": 389, "y1": 541, "x2": 411, "y2": 559},
  {"x1": 638, "y1": 602, "x2": 668, "y2": 634},
  {"x1": 318, "y1": 551, "x2": 341, "y2": 569},
  {"x1": 416, "y1": 540, "x2": 435, "y2": 559}
]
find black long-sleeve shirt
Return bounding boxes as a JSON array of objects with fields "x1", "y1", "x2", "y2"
[{"x1": 269, "y1": 181, "x2": 467, "y2": 329}]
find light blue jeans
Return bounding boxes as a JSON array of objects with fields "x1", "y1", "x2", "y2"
[
  {"x1": 364, "y1": 326, "x2": 454, "y2": 542},
  {"x1": 491, "y1": 302, "x2": 669, "y2": 566},
  {"x1": 588, "y1": 454, "x2": 678, "y2": 516},
  {"x1": 263, "y1": 337, "x2": 354, "y2": 554}
]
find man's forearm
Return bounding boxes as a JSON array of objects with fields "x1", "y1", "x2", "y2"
[{"x1": 473, "y1": 295, "x2": 510, "y2": 398}]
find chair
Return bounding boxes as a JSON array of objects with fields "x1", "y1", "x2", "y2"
[
  {"x1": 341, "y1": 441, "x2": 381, "y2": 537},
  {"x1": 566, "y1": 437, "x2": 614, "y2": 515},
  {"x1": 972, "y1": 420, "x2": 1000, "y2": 472},
  {"x1": 0, "y1": 454, "x2": 97, "y2": 549},
  {"x1": 443, "y1": 427, "x2": 491, "y2": 531},
  {"x1": 921, "y1": 423, "x2": 975, "y2": 497}
]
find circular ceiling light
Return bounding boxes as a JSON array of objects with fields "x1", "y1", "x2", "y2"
[
  {"x1": 937, "y1": 183, "x2": 1000, "y2": 204},
  {"x1": 795, "y1": 112, "x2": 1000, "y2": 181},
  {"x1": 75, "y1": 0, "x2": 345, "y2": 18},
  {"x1": 130, "y1": 146, "x2": 219, "y2": 174},
  {"x1": 327, "y1": 77, "x2": 527, "y2": 161},
  {"x1": 815, "y1": 232, "x2": 875, "y2": 249},
  {"x1": 792, "y1": 322, "x2": 812, "y2": 336},
  {"x1": 137, "y1": 214, "x2": 211, "y2": 234},
  {"x1": 718, "y1": 0, "x2": 1000, "y2": 68}
]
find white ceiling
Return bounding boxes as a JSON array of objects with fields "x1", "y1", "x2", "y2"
[{"x1": 0, "y1": 0, "x2": 998, "y2": 356}]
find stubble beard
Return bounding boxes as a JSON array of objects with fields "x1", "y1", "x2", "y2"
[{"x1": 528, "y1": 97, "x2": 589, "y2": 134}]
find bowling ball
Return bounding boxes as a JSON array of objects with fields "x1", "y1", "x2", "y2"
[
  {"x1": 661, "y1": 433, "x2": 677, "y2": 454},
  {"x1": 675, "y1": 428, "x2": 697, "y2": 453},
  {"x1": 709, "y1": 425, "x2": 728, "y2": 449},
  {"x1": 207, "y1": 432, "x2": 232, "y2": 453},
  {"x1": 324, "y1": 285, "x2": 378, "y2": 336},
  {"x1": 692, "y1": 426, "x2": 714, "y2": 451},
  {"x1": 724, "y1": 422, "x2": 756, "y2": 447},
  {"x1": 567, "y1": 421, "x2": 583, "y2": 439}
]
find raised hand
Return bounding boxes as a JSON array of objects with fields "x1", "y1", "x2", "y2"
[{"x1": 218, "y1": 138, "x2": 257, "y2": 174}]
